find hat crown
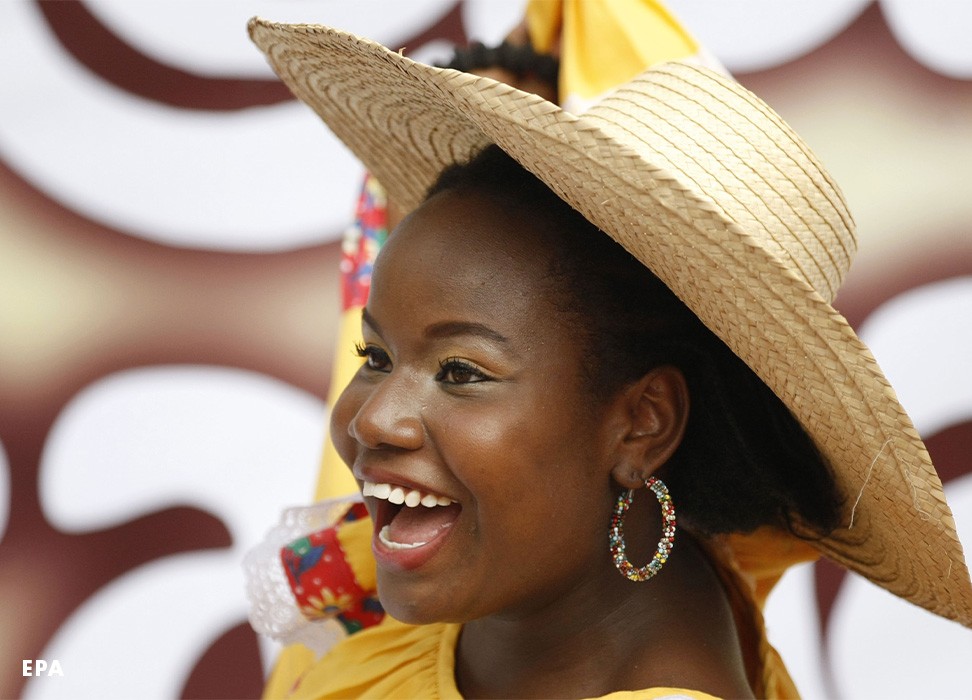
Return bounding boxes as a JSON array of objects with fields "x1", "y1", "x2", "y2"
[{"x1": 585, "y1": 64, "x2": 856, "y2": 303}]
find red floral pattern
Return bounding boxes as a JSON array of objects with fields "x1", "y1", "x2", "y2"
[
  {"x1": 280, "y1": 503, "x2": 384, "y2": 635},
  {"x1": 340, "y1": 173, "x2": 389, "y2": 311}
]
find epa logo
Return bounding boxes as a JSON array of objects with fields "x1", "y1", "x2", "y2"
[{"x1": 23, "y1": 659, "x2": 64, "y2": 677}]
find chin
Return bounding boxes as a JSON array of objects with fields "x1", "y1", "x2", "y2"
[
  {"x1": 376, "y1": 576, "x2": 473, "y2": 626},
  {"x1": 380, "y1": 596, "x2": 450, "y2": 626}
]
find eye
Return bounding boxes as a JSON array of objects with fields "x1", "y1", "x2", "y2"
[
  {"x1": 354, "y1": 342, "x2": 392, "y2": 372},
  {"x1": 436, "y1": 358, "x2": 491, "y2": 385}
]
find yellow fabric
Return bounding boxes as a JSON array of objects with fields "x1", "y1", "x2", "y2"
[
  {"x1": 707, "y1": 529, "x2": 819, "y2": 700},
  {"x1": 278, "y1": 616, "x2": 722, "y2": 700},
  {"x1": 263, "y1": 515, "x2": 378, "y2": 699},
  {"x1": 727, "y1": 527, "x2": 820, "y2": 611},
  {"x1": 315, "y1": 307, "x2": 364, "y2": 500},
  {"x1": 721, "y1": 529, "x2": 820, "y2": 700},
  {"x1": 527, "y1": 0, "x2": 703, "y2": 112},
  {"x1": 262, "y1": 643, "x2": 317, "y2": 700},
  {"x1": 335, "y1": 515, "x2": 378, "y2": 592}
]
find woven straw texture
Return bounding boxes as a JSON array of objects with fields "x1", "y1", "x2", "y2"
[{"x1": 248, "y1": 19, "x2": 972, "y2": 628}]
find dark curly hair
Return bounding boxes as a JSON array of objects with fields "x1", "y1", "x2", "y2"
[
  {"x1": 439, "y1": 40, "x2": 559, "y2": 90},
  {"x1": 426, "y1": 144, "x2": 843, "y2": 538}
]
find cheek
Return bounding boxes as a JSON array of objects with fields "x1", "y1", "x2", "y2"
[
  {"x1": 329, "y1": 380, "x2": 362, "y2": 467},
  {"x1": 439, "y1": 399, "x2": 602, "y2": 511},
  {"x1": 454, "y1": 414, "x2": 612, "y2": 597}
]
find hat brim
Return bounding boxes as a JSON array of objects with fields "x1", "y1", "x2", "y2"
[{"x1": 249, "y1": 18, "x2": 972, "y2": 627}]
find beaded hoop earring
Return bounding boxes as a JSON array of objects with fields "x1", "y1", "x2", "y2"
[{"x1": 609, "y1": 476, "x2": 676, "y2": 582}]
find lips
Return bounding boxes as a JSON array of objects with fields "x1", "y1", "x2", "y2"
[{"x1": 363, "y1": 480, "x2": 462, "y2": 567}]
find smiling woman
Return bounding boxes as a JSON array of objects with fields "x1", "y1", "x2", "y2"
[
  {"x1": 243, "y1": 14, "x2": 972, "y2": 700},
  {"x1": 337, "y1": 182, "x2": 634, "y2": 622},
  {"x1": 320, "y1": 142, "x2": 845, "y2": 699}
]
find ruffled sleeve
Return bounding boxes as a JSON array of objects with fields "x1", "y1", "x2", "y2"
[{"x1": 284, "y1": 618, "x2": 462, "y2": 699}]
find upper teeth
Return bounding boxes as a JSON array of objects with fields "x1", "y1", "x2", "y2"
[{"x1": 363, "y1": 481, "x2": 455, "y2": 508}]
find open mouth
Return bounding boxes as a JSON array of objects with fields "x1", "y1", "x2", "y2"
[{"x1": 363, "y1": 481, "x2": 462, "y2": 552}]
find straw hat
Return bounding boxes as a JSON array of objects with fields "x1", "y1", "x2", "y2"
[{"x1": 248, "y1": 19, "x2": 972, "y2": 627}]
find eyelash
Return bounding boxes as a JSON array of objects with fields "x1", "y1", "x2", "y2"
[
  {"x1": 436, "y1": 357, "x2": 490, "y2": 385},
  {"x1": 353, "y1": 343, "x2": 491, "y2": 385},
  {"x1": 354, "y1": 342, "x2": 390, "y2": 371}
]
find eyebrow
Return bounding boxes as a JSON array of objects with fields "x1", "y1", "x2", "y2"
[
  {"x1": 361, "y1": 308, "x2": 383, "y2": 335},
  {"x1": 425, "y1": 320, "x2": 510, "y2": 345},
  {"x1": 361, "y1": 309, "x2": 509, "y2": 346}
]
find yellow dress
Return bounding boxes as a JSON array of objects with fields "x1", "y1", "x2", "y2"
[
  {"x1": 264, "y1": 519, "x2": 812, "y2": 699},
  {"x1": 281, "y1": 616, "x2": 722, "y2": 700}
]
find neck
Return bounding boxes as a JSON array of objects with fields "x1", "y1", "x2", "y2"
[{"x1": 454, "y1": 533, "x2": 754, "y2": 699}]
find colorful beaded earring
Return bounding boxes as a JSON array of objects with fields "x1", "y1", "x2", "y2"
[{"x1": 609, "y1": 476, "x2": 676, "y2": 582}]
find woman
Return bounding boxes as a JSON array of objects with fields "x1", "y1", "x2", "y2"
[{"x1": 244, "y1": 18, "x2": 972, "y2": 699}]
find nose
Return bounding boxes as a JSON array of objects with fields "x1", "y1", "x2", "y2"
[{"x1": 347, "y1": 373, "x2": 425, "y2": 451}]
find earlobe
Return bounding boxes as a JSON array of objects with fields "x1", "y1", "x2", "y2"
[{"x1": 609, "y1": 365, "x2": 689, "y2": 488}]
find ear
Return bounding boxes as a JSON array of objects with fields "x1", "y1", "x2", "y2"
[{"x1": 609, "y1": 365, "x2": 689, "y2": 489}]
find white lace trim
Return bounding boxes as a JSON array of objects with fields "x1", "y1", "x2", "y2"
[{"x1": 242, "y1": 495, "x2": 364, "y2": 657}]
